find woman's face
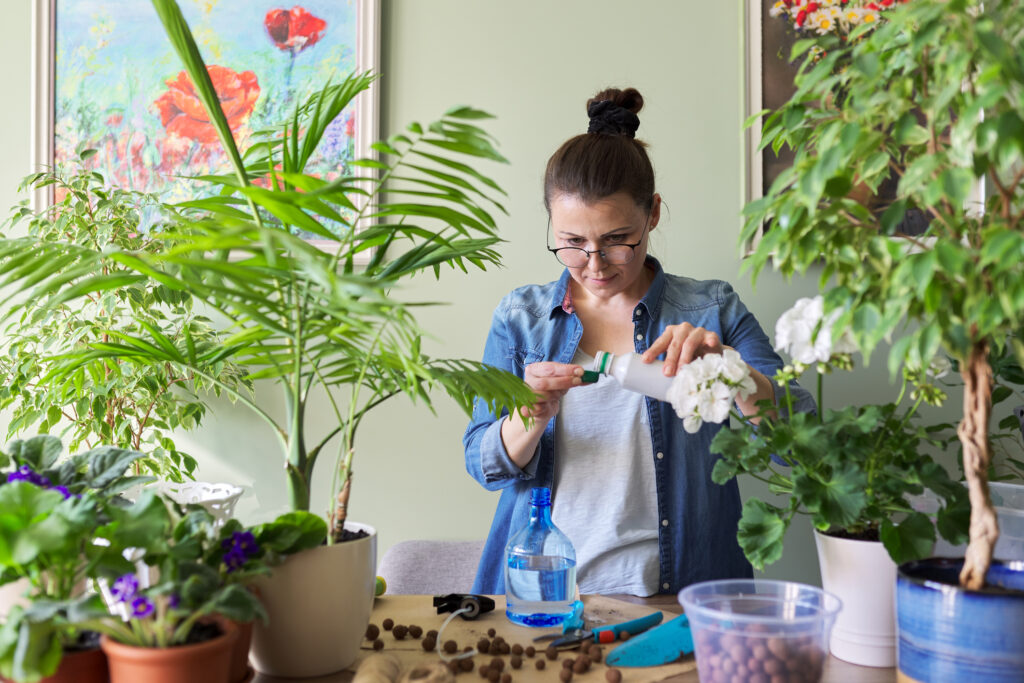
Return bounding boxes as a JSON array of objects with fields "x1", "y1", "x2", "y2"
[{"x1": 549, "y1": 191, "x2": 661, "y2": 301}]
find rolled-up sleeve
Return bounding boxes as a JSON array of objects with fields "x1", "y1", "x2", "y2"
[{"x1": 464, "y1": 300, "x2": 541, "y2": 490}]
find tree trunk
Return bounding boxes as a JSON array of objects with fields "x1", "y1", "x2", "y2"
[
  {"x1": 330, "y1": 467, "x2": 352, "y2": 543},
  {"x1": 957, "y1": 340, "x2": 999, "y2": 590}
]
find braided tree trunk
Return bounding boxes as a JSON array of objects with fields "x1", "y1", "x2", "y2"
[{"x1": 958, "y1": 341, "x2": 999, "y2": 590}]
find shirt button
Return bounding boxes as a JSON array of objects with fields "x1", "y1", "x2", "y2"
[
  {"x1": 636, "y1": 333, "x2": 644, "y2": 341},
  {"x1": 662, "y1": 519, "x2": 669, "y2": 527},
  {"x1": 662, "y1": 582, "x2": 670, "y2": 590},
  {"x1": 656, "y1": 452, "x2": 664, "y2": 460}
]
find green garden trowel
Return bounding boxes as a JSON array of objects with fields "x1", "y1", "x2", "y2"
[{"x1": 604, "y1": 614, "x2": 695, "y2": 667}]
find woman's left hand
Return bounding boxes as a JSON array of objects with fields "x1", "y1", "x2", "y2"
[{"x1": 642, "y1": 323, "x2": 725, "y2": 376}]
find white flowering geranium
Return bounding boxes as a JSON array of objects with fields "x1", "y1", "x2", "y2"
[
  {"x1": 774, "y1": 296, "x2": 857, "y2": 365},
  {"x1": 667, "y1": 348, "x2": 757, "y2": 434}
]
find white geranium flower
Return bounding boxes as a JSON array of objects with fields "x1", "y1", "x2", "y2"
[
  {"x1": 775, "y1": 295, "x2": 857, "y2": 363},
  {"x1": 668, "y1": 349, "x2": 755, "y2": 434}
]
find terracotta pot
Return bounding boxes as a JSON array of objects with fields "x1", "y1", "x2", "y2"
[
  {"x1": 0, "y1": 646, "x2": 109, "y2": 683},
  {"x1": 228, "y1": 620, "x2": 253, "y2": 683},
  {"x1": 250, "y1": 522, "x2": 376, "y2": 677},
  {"x1": 100, "y1": 620, "x2": 238, "y2": 683}
]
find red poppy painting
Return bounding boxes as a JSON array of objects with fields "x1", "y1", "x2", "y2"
[{"x1": 50, "y1": 1, "x2": 375, "y2": 211}]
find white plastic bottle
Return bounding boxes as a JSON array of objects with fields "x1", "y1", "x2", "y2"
[{"x1": 589, "y1": 351, "x2": 673, "y2": 402}]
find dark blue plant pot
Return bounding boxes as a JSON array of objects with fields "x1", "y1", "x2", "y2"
[{"x1": 896, "y1": 557, "x2": 1024, "y2": 683}]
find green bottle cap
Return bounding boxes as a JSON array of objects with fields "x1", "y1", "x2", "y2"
[{"x1": 581, "y1": 370, "x2": 600, "y2": 383}]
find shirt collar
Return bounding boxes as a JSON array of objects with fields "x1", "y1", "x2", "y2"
[{"x1": 547, "y1": 256, "x2": 666, "y2": 318}]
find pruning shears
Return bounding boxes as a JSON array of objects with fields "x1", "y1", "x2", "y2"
[{"x1": 533, "y1": 601, "x2": 664, "y2": 649}]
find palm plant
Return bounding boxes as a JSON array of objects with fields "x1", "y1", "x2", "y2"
[{"x1": 0, "y1": 0, "x2": 534, "y2": 542}]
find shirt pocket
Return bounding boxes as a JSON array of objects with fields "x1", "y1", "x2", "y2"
[{"x1": 509, "y1": 347, "x2": 546, "y2": 373}]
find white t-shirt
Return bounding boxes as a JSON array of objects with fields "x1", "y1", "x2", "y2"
[{"x1": 551, "y1": 349, "x2": 661, "y2": 596}]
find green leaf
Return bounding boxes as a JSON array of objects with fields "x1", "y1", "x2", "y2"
[
  {"x1": 736, "y1": 499, "x2": 788, "y2": 571},
  {"x1": 793, "y1": 466, "x2": 867, "y2": 529},
  {"x1": 253, "y1": 511, "x2": 327, "y2": 555},
  {"x1": 880, "y1": 513, "x2": 936, "y2": 564}
]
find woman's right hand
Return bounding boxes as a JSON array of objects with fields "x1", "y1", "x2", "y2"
[{"x1": 519, "y1": 362, "x2": 584, "y2": 422}]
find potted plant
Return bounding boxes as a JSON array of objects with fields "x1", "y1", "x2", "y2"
[
  {"x1": 66, "y1": 491, "x2": 268, "y2": 683},
  {"x1": 662, "y1": 296, "x2": 968, "y2": 666},
  {"x1": 0, "y1": 435, "x2": 151, "y2": 683},
  {"x1": 744, "y1": 0, "x2": 1024, "y2": 678},
  {"x1": 0, "y1": 161, "x2": 249, "y2": 484},
  {"x1": 0, "y1": 0, "x2": 535, "y2": 676}
]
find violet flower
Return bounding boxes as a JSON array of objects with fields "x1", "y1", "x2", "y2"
[
  {"x1": 221, "y1": 530, "x2": 260, "y2": 573},
  {"x1": 131, "y1": 596, "x2": 155, "y2": 619},
  {"x1": 111, "y1": 573, "x2": 139, "y2": 603}
]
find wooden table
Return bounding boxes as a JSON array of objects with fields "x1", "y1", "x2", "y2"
[{"x1": 251, "y1": 594, "x2": 896, "y2": 682}]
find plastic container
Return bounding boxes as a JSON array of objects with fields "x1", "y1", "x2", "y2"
[
  {"x1": 590, "y1": 351, "x2": 673, "y2": 402},
  {"x1": 912, "y1": 482, "x2": 1024, "y2": 561},
  {"x1": 679, "y1": 579, "x2": 842, "y2": 683},
  {"x1": 504, "y1": 487, "x2": 577, "y2": 627}
]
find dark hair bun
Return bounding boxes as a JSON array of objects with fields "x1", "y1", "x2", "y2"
[
  {"x1": 587, "y1": 87, "x2": 644, "y2": 116},
  {"x1": 586, "y1": 87, "x2": 643, "y2": 138}
]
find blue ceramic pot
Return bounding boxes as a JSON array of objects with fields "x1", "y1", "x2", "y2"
[{"x1": 896, "y1": 558, "x2": 1024, "y2": 682}]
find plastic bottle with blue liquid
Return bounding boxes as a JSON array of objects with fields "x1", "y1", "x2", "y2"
[{"x1": 504, "y1": 487, "x2": 578, "y2": 627}]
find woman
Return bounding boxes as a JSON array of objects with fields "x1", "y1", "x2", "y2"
[{"x1": 463, "y1": 87, "x2": 814, "y2": 596}]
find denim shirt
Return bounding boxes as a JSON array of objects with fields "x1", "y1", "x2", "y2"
[{"x1": 463, "y1": 257, "x2": 815, "y2": 595}]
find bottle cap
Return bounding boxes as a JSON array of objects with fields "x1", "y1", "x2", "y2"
[
  {"x1": 529, "y1": 487, "x2": 551, "y2": 506},
  {"x1": 594, "y1": 351, "x2": 612, "y2": 374},
  {"x1": 581, "y1": 370, "x2": 600, "y2": 383}
]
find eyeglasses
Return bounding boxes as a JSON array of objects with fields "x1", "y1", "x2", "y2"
[{"x1": 546, "y1": 217, "x2": 650, "y2": 268}]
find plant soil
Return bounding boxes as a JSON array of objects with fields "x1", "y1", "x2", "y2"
[
  {"x1": 332, "y1": 526, "x2": 370, "y2": 544},
  {"x1": 825, "y1": 527, "x2": 880, "y2": 543},
  {"x1": 184, "y1": 621, "x2": 223, "y2": 646},
  {"x1": 66, "y1": 630, "x2": 102, "y2": 652}
]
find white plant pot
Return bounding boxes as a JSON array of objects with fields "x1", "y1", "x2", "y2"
[
  {"x1": 250, "y1": 522, "x2": 376, "y2": 677},
  {"x1": 814, "y1": 529, "x2": 896, "y2": 667},
  {"x1": 158, "y1": 481, "x2": 244, "y2": 530}
]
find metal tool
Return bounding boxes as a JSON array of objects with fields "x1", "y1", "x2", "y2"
[
  {"x1": 604, "y1": 614, "x2": 695, "y2": 667},
  {"x1": 548, "y1": 611, "x2": 664, "y2": 649},
  {"x1": 432, "y1": 593, "x2": 495, "y2": 620}
]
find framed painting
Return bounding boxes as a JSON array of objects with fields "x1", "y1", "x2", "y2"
[{"x1": 31, "y1": 0, "x2": 380, "y2": 247}]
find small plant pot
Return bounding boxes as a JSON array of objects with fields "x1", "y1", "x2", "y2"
[
  {"x1": 228, "y1": 620, "x2": 254, "y2": 683},
  {"x1": 0, "y1": 646, "x2": 109, "y2": 683},
  {"x1": 100, "y1": 620, "x2": 238, "y2": 683}
]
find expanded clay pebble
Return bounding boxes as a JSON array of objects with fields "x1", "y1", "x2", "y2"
[
  {"x1": 572, "y1": 656, "x2": 589, "y2": 674},
  {"x1": 561, "y1": 659, "x2": 573, "y2": 669},
  {"x1": 489, "y1": 657, "x2": 505, "y2": 672},
  {"x1": 618, "y1": 631, "x2": 630, "y2": 641},
  {"x1": 408, "y1": 625, "x2": 423, "y2": 639},
  {"x1": 588, "y1": 647, "x2": 602, "y2": 663},
  {"x1": 382, "y1": 618, "x2": 395, "y2": 631},
  {"x1": 510, "y1": 655, "x2": 522, "y2": 670},
  {"x1": 486, "y1": 669, "x2": 499, "y2": 683},
  {"x1": 443, "y1": 640, "x2": 458, "y2": 654},
  {"x1": 427, "y1": 630, "x2": 439, "y2": 640},
  {"x1": 422, "y1": 637, "x2": 437, "y2": 652},
  {"x1": 365, "y1": 624, "x2": 381, "y2": 641},
  {"x1": 459, "y1": 659, "x2": 474, "y2": 672},
  {"x1": 392, "y1": 625, "x2": 408, "y2": 640},
  {"x1": 372, "y1": 638, "x2": 384, "y2": 651},
  {"x1": 487, "y1": 628, "x2": 497, "y2": 637},
  {"x1": 605, "y1": 669, "x2": 622, "y2": 683},
  {"x1": 525, "y1": 646, "x2": 536, "y2": 658},
  {"x1": 511, "y1": 644, "x2": 524, "y2": 656},
  {"x1": 478, "y1": 665, "x2": 490, "y2": 679},
  {"x1": 477, "y1": 639, "x2": 491, "y2": 654},
  {"x1": 559, "y1": 669, "x2": 573, "y2": 682},
  {"x1": 534, "y1": 659, "x2": 546, "y2": 670},
  {"x1": 545, "y1": 647, "x2": 558, "y2": 660},
  {"x1": 500, "y1": 674, "x2": 511, "y2": 683}
]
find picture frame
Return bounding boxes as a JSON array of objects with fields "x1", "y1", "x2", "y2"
[
  {"x1": 30, "y1": 0, "x2": 380, "y2": 254},
  {"x1": 742, "y1": 0, "x2": 985, "y2": 251}
]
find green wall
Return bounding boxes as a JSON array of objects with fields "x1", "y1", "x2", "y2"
[{"x1": 1, "y1": 0, "x2": 947, "y2": 589}]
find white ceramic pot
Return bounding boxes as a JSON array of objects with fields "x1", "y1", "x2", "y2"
[
  {"x1": 813, "y1": 529, "x2": 896, "y2": 667},
  {"x1": 249, "y1": 522, "x2": 376, "y2": 677}
]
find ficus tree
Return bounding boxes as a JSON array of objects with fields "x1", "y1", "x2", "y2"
[{"x1": 744, "y1": 0, "x2": 1024, "y2": 588}]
